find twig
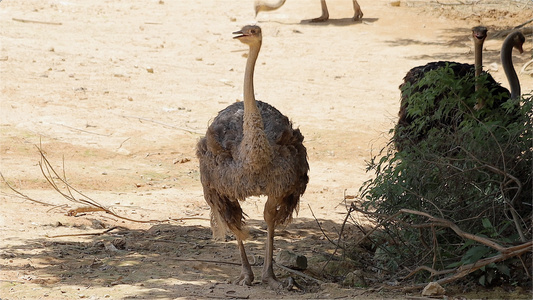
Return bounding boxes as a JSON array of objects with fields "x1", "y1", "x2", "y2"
[
  {"x1": 117, "y1": 137, "x2": 131, "y2": 150},
  {"x1": 514, "y1": 17, "x2": 533, "y2": 29},
  {"x1": 399, "y1": 241, "x2": 532, "y2": 291},
  {"x1": 403, "y1": 265, "x2": 455, "y2": 280},
  {"x1": 521, "y1": 59, "x2": 533, "y2": 75},
  {"x1": 458, "y1": 147, "x2": 526, "y2": 242},
  {"x1": 46, "y1": 226, "x2": 125, "y2": 238},
  {"x1": 0, "y1": 172, "x2": 55, "y2": 206},
  {"x1": 148, "y1": 257, "x2": 242, "y2": 266},
  {"x1": 350, "y1": 204, "x2": 402, "y2": 246},
  {"x1": 169, "y1": 217, "x2": 210, "y2": 222},
  {"x1": 35, "y1": 144, "x2": 166, "y2": 224},
  {"x1": 392, "y1": 209, "x2": 533, "y2": 290},
  {"x1": 399, "y1": 209, "x2": 507, "y2": 252},
  {"x1": 307, "y1": 204, "x2": 339, "y2": 249},
  {"x1": 117, "y1": 114, "x2": 204, "y2": 134},
  {"x1": 12, "y1": 18, "x2": 62, "y2": 25},
  {"x1": 274, "y1": 262, "x2": 325, "y2": 284},
  {"x1": 350, "y1": 206, "x2": 532, "y2": 289},
  {"x1": 53, "y1": 123, "x2": 112, "y2": 137}
]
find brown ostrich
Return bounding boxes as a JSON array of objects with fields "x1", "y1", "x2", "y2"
[
  {"x1": 394, "y1": 27, "x2": 525, "y2": 150},
  {"x1": 196, "y1": 25, "x2": 309, "y2": 289},
  {"x1": 255, "y1": 0, "x2": 363, "y2": 22}
]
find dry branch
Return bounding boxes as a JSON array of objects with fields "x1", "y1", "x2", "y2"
[
  {"x1": 275, "y1": 262, "x2": 325, "y2": 284},
  {"x1": 348, "y1": 204, "x2": 532, "y2": 290},
  {"x1": 35, "y1": 145, "x2": 172, "y2": 223},
  {"x1": 1, "y1": 172, "x2": 55, "y2": 206},
  {"x1": 400, "y1": 241, "x2": 532, "y2": 291},
  {"x1": 12, "y1": 18, "x2": 62, "y2": 25},
  {"x1": 3, "y1": 144, "x2": 201, "y2": 225},
  {"x1": 117, "y1": 114, "x2": 204, "y2": 134},
  {"x1": 399, "y1": 209, "x2": 507, "y2": 252},
  {"x1": 46, "y1": 226, "x2": 125, "y2": 238}
]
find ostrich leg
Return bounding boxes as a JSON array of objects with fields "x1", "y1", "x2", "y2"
[
  {"x1": 352, "y1": 0, "x2": 363, "y2": 20},
  {"x1": 235, "y1": 238, "x2": 254, "y2": 286},
  {"x1": 262, "y1": 197, "x2": 283, "y2": 289},
  {"x1": 311, "y1": 0, "x2": 329, "y2": 22}
]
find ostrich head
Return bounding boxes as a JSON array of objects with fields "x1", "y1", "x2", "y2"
[
  {"x1": 233, "y1": 25, "x2": 262, "y2": 47},
  {"x1": 510, "y1": 31, "x2": 525, "y2": 54},
  {"x1": 472, "y1": 26, "x2": 488, "y2": 42}
]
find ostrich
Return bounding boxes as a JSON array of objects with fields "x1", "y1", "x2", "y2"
[
  {"x1": 196, "y1": 25, "x2": 309, "y2": 289},
  {"x1": 394, "y1": 28, "x2": 525, "y2": 150},
  {"x1": 255, "y1": 0, "x2": 363, "y2": 22}
]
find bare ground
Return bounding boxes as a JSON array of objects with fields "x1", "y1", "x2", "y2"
[{"x1": 1, "y1": 0, "x2": 532, "y2": 299}]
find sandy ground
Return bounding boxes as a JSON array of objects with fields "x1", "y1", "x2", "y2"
[{"x1": 1, "y1": 0, "x2": 532, "y2": 299}]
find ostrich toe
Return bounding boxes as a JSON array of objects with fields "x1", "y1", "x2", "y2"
[
  {"x1": 262, "y1": 276, "x2": 284, "y2": 290},
  {"x1": 234, "y1": 268, "x2": 254, "y2": 286}
]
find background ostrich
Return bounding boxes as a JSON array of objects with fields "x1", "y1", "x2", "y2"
[
  {"x1": 393, "y1": 28, "x2": 525, "y2": 150},
  {"x1": 196, "y1": 25, "x2": 309, "y2": 289},
  {"x1": 255, "y1": 0, "x2": 363, "y2": 22}
]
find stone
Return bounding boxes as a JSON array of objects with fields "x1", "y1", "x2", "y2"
[
  {"x1": 342, "y1": 270, "x2": 366, "y2": 287},
  {"x1": 421, "y1": 281, "x2": 445, "y2": 296},
  {"x1": 275, "y1": 250, "x2": 307, "y2": 270}
]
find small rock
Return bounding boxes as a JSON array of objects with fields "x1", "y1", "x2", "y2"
[
  {"x1": 104, "y1": 242, "x2": 119, "y2": 252},
  {"x1": 112, "y1": 238, "x2": 127, "y2": 250},
  {"x1": 390, "y1": 1, "x2": 401, "y2": 7},
  {"x1": 146, "y1": 67, "x2": 154, "y2": 73},
  {"x1": 342, "y1": 270, "x2": 366, "y2": 287},
  {"x1": 421, "y1": 281, "x2": 445, "y2": 296},
  {"x1": 91, "y1": 219, "x2": 106, "y2": 229},
  {"x1": 276, "y1": 250, "x2": 307, "y2": 270}
]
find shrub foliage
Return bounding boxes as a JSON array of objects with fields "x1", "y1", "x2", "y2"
[{"x1": 358, "y1": 66, "x2": 532, "y2": 286}]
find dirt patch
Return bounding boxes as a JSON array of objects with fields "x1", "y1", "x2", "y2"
[{"x1": 1, "y1": 0, "x2": 532, "y2": 299}]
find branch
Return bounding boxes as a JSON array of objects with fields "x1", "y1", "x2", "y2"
[
  {"x1": 5, "y1": 144, "x2": 176, "y2": 224},
  {"x1": 117, "y1": 114, "x2": 204, "y2": 134},
  {"x1": 350, "y1": 206, "x2": 532, "y2": 289},
  {"x1": 399, "y1": 209, "x2": 506, "y2": 252},
  {"x1": 392, "y1": 209, "x2": 533, "y2": 291},
  {"x1": 12, "y1": 18, "x2": 62, "y2": 25},
  {"x1": 0, "y1": 172, "x2": 55, "y2": 206},
  {"x1": 400, "y1": 241, "x2": 532, "y2": 291}
]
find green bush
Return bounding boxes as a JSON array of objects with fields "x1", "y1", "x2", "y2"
[{"x1": 358, "y1": 66, "x2": 532, "y2": 285}]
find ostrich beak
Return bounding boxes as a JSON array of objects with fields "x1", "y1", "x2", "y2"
[
  {"x1": 517, "y1": 45, "x2": 524, "y2": 54},
  {"x1": 233, "y1": 30, "x2": 245, "y2": 39},
  {"x1": 473, "y1": 33, "x2": 486, "y2": 40}
]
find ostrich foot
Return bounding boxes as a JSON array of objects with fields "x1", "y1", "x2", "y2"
[
  {"x1": 234, "y1": 271, "x2": 254, "y2": 286},
  {"x1": 262, "y1": 276, "x2": 284, "y2": 290},
  {"x1": 352, "y1": 12, "x2": 363, "y2": 21},
  {"x1": 310, "y1": 15, "x2": 329, "y2": 22}
]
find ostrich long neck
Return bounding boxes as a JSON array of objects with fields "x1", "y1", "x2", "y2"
[
  {"x1": 474, "y1": 36, "x2": 484, "y2": 79},
  {"x1": 474, "y1": 34, "x2": 485, "y2": 95},
  {"x1": 240, "y1": 40, "x2": 273, "y2": 170},
  {"x1": 501, "y1": 35, "x2": 521, "y2": 99},
  {"x1": 256, "y1": 0, "x2": 286, "y2": 15},
  {"x1": 243, "y1": 42, "x2": 260, "y2": 113}
]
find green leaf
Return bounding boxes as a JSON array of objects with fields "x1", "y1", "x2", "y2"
[
  {"x1": 482, "y1": 218, "x2": 492, "y2": 230},
  {"x1": 479, "y1": 274, "x2": 486, "y2": 286},
  {"x1": 463, "y1": 246, "x2": 491, "y2": 264},
  {"x1": 496, "y1": 264, "x2": 511, "y2": 277}
]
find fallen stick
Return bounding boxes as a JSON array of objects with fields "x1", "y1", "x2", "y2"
[
  {"x1": 117, "y1": 114, "x2": 204, "y2": 134},
  {"x1": 274, "y1": 262, "x2": 325, "y2": 284},
  {"x1": 12, "y1": 18, "x2": 62, "y2": 25},
  {"x1": 46, "y1": 226, "x2": 125, "y2": 238},
  {"x1": 0, "y1": 172, "x2": 55, "y2": 206}
]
